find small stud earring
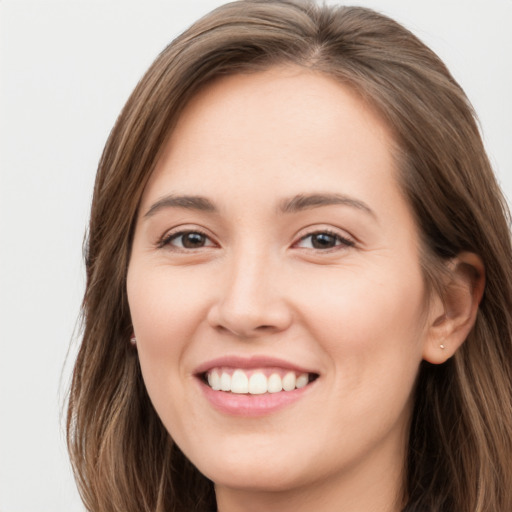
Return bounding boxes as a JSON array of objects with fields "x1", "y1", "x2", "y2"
[
  {"x1": 130, "y1": 334, "x2": 137, "y2": 345},
  {"x1": 440, "y1": 344, "x2": 445, "y2": 350}
]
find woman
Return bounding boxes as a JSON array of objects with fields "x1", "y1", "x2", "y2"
[{"x1": 67, "y1": 1, "x2": 512, "y2": 511}]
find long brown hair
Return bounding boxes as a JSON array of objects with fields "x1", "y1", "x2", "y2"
[{"x1": 67, "y1": 1, "x2": 512, "y2": 510}]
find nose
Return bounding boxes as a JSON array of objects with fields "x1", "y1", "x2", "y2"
[{"x1": 207, "y1": 250, "x2": 293, "y2": 339}]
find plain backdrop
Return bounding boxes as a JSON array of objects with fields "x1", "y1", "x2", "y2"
[{"x1": 0, "y1": 1, "x2": 510, "y2": 510}]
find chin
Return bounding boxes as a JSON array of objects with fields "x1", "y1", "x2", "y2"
[
  {"x1": 203, "y1": 463, "x2": 302, "y2": 492},
  {"x1": 185, "y1": 439, "x2": 308, "y2": 492}
]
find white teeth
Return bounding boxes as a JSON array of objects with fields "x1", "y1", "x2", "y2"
[
  {"x1": 267, "y1": 373, "x2": 283, "y2": 393},
  {"x1": 296, "y1": 373, "x2": 309, "y2": 389},
  {"x1": 206, "y1": 369, "x2": 311, "y2": 394},
  {"x1": 248, "y1": 373, "x2": 267, "y2": 394},
  {"x1": 208, "y1": 370, "x2": 221, "y2": 391},
  {"x1": 231, "y1": 369, "x2": 249, "y2": 394},
  {"x1": 282, "y1": 372, "x2": 296, "y2": 391},
  {"x1": 220, "y1": 372, "x2": 231, "y2": 392}
]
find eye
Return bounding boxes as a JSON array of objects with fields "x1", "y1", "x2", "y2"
[
  {"x1": 295, "y1": 230, "x2": 355, "y2": 250},
  {"x1": 161, "y1": 230, "x2": 215, "y2": 250}
]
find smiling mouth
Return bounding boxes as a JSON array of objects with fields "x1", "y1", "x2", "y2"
[{"x1": 202, "y1": 368, "x2": 319, "y2": 395}]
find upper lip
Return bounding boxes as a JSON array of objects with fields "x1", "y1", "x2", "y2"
[{"x1": 194, "y1": 355, "x2": 319, "y2": 376}]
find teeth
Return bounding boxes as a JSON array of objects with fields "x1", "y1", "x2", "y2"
[
  {"x1": 282, "y1": 372, "x2": 296, "y2": 391},
  {"x1": 220, "y1": 372, "x2": 231, "y2": 392},
  {"x1": 208, "y1": 370, "x2": 221, "y2": 391},
  {"x1": 267, "y1": 373, "x2": 283, "y2": 393},
  {"x1": 206, "y1": 369, "x2": 311, "y2": 394},
  {"x1": 296, "y1": 373, "x2": 309, "y2": 389},
  {"x1": 248, "y1": 373, "x2": 267, "y2": 395},
  {"x1": 231, "y1": 369, "x2": 249, "y2": 394}
]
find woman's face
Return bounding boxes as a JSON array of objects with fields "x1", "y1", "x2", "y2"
[{"x1": 127, "y1": 68, "x2": 436, "y2": 502}]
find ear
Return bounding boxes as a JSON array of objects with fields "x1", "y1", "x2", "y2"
[{"x1": 423, "y1": 252, "x2": 485, "y2": 364}]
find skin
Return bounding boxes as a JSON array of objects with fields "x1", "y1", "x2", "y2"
[{"x1": 127, "y1": 67, "x2": 481, "y2": 512}]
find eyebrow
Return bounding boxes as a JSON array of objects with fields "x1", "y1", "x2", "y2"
[
  {"x1": 279, "y1": 193, "x2": 376, "y2": 218},
  {"x1": 144, "y1": 195, "x2": 217, "y2": 218},
  {"x1": 143, "y1": 192, "x2": 375, "y2": 218}
]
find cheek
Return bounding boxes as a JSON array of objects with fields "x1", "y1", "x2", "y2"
[
  {"x1": 302, "y1": 271, "x2": 426, "y2": 450},
  {"x1": 298, "y1": 262, "x2": 427, "y2": 346},
  {"x1": 296, "y1": 262, "x2": 427, "y2": 400},
  {"x1": 128, "y1": 265, "x2": 208, "y2": 346},
  {"x1": 126, "y1": 265, "x2": 211, "y2": 403},
  {"x1": 126, "y1": 265, "x2": 215, "y2": 449}
]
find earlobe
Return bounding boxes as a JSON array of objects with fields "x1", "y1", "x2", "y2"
[{"x1": 423, "y1": 252, "x2": 485, "y2": 364}]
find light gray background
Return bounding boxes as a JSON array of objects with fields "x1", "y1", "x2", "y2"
[{"x1": 1, "y1": 1, "x2": 510, "y2": 510}]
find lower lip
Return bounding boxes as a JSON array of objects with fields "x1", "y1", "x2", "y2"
[{"x1": 198, "y1": 379, "x2": 315, "y2": 417}]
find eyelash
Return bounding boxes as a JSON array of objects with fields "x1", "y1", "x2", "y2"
[
  {"x1": 158, "y1": 228, "x2": 355, "y2": 252},
  {"x1": 294, "y1": 230, "x2": 355, "y2": 251},
  {"x1": 158, "y1": 229, "x2": 214, "y2": 250}
]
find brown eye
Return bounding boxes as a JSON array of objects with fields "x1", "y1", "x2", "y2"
[
  {"x1": 181, "y1": 232, "x2": 207, "y2": 248},
  {"x1": 310, "y1": 233, "x2": 338, "y2": 249},
  {"x1": 296, "y1": 231, "x2": 355, "y2": 250},
  {"x1": 164, "y1": 231, "x2": 214, "y2": 249}
]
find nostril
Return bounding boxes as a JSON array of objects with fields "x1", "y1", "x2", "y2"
[
  {"x1": 214, "y1": 323, "x2": 277, "y2": 338},
  {"x1": 207, "y1": 289, "x2": 294, "y2": 338}
]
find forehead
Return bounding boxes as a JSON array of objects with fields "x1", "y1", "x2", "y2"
[{"x1": 142, "y1": 66, "x2": 400, "y2": 213}]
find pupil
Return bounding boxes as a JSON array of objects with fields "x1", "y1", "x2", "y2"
[
  {"x1": 312, "y1": 233, "x2": 336, "y2": 249},
  {"x1": 183, "y1": 232, "x2": 205, "y2": 248}
]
